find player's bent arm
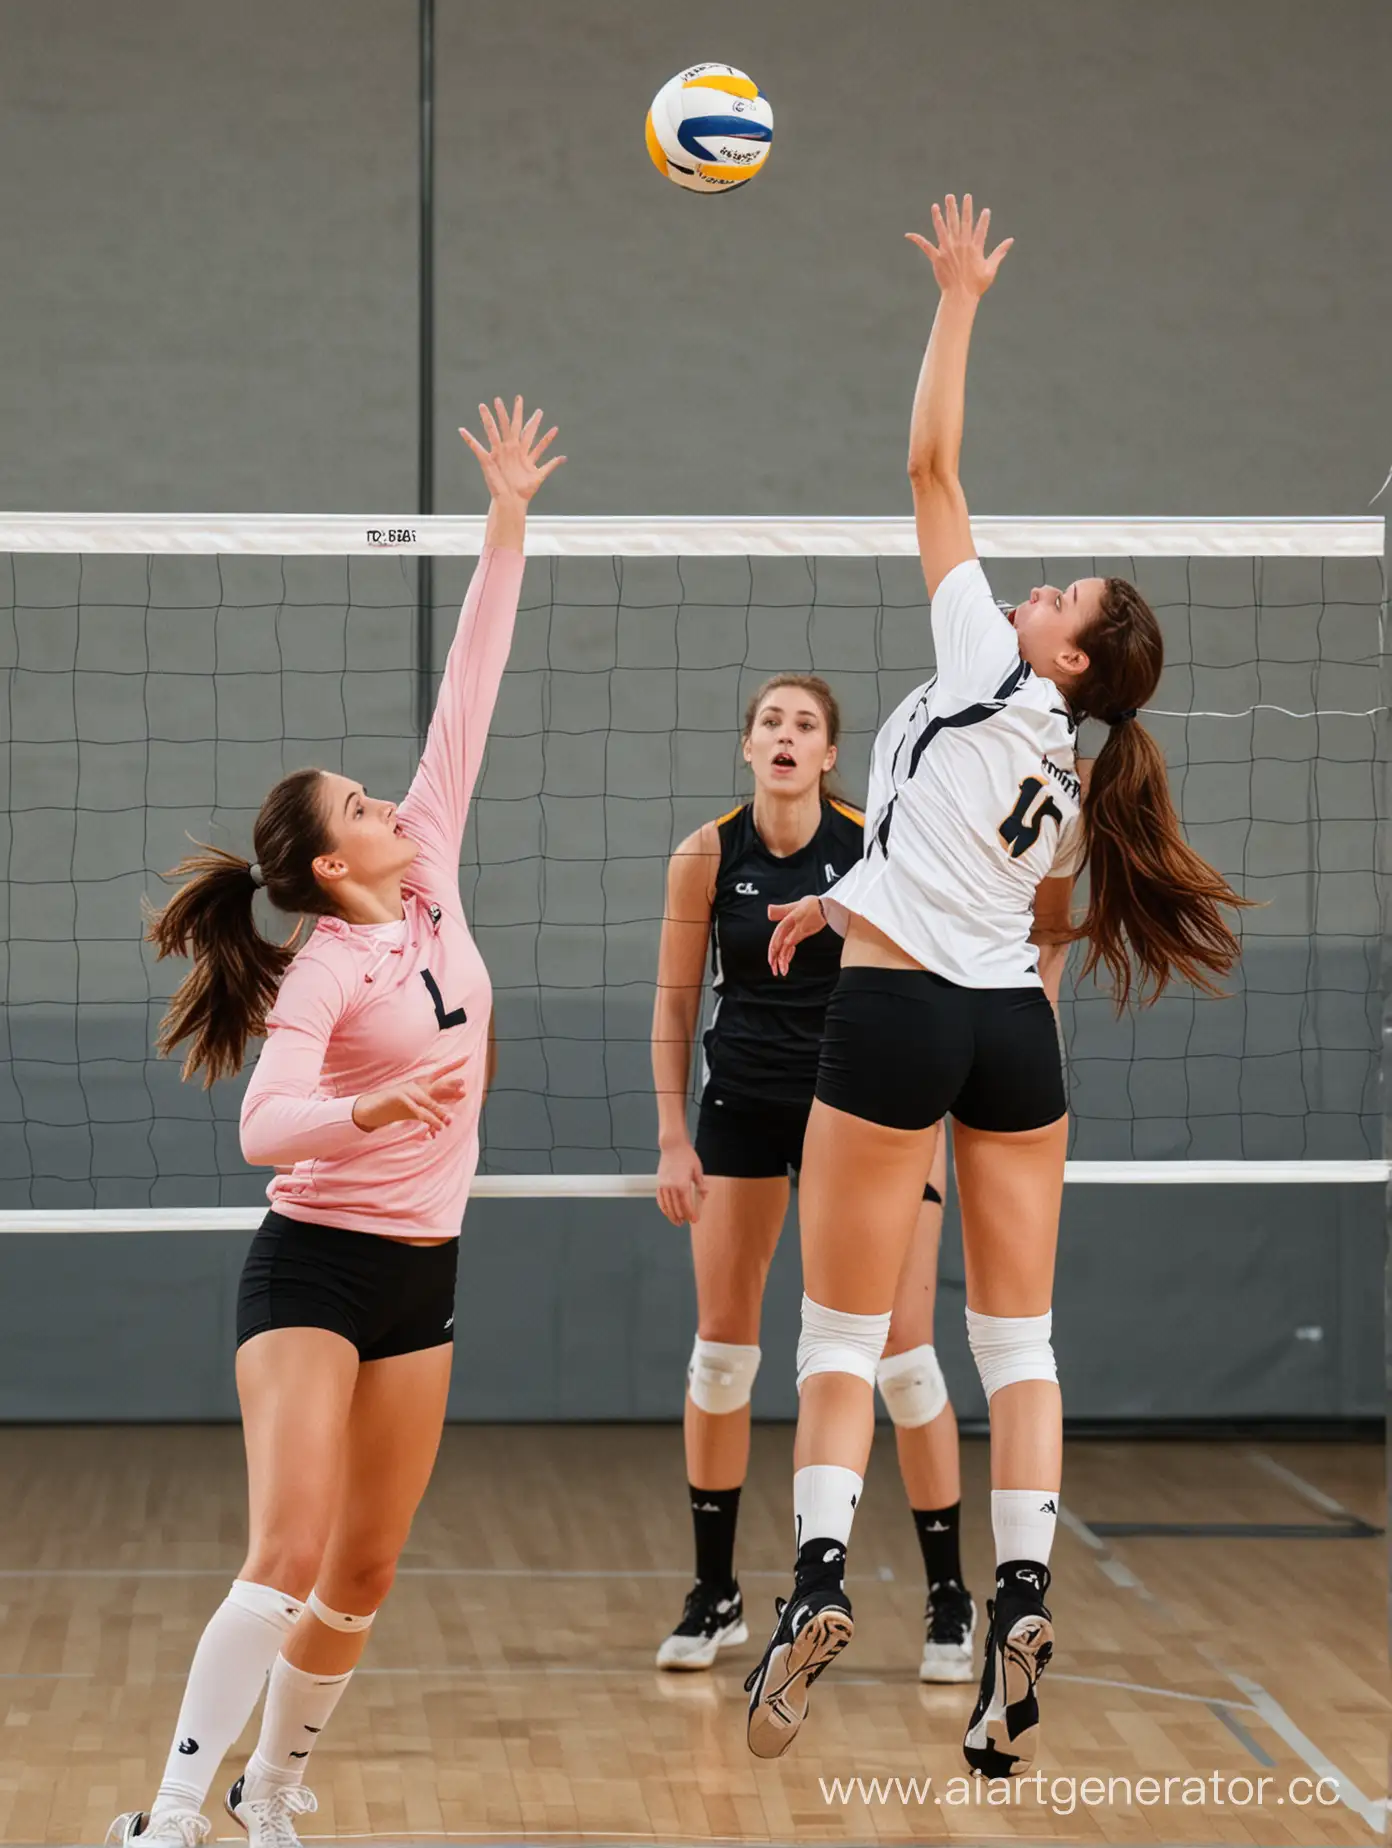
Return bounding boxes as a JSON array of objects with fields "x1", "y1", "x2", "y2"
[
  {"x1": 240, "y1": 958, "x2": 370, "y2": 1166},
  {"x1": 1029, "y1": 874, "x2": 1076, "y2": 1013},
  {"x1": 652, "y1": 823, "x2": 718, "y2": 1150}
]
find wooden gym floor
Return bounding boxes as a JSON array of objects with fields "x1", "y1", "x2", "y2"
[{"x1": 0, "y1": 1424, "x2": 1385, "y2": 1846}]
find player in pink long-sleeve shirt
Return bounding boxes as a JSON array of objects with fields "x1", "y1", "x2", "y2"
[{"x1": 109, "y1": 400, "x2": 563, "y2": 1848}]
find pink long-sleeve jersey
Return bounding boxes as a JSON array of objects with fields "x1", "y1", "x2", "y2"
[{"x1": 238, "y1": 545, "x2": 524, "y2": 1241}]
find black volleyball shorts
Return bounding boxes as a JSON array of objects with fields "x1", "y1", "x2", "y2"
[
  {"x1": 236, "y1": 1212, "x2": 459, "y2": 1363},
  {"x1": 814, "y1": 967, "x2": 1066, "y2": 1134},
  {"x1": 695, "y1": 1084, "x2": 944, "y2": 1202}
]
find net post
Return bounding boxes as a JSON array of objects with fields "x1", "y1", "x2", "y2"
[{"x1": 415, "y1": 0, "x2": 436, "y2": 742}]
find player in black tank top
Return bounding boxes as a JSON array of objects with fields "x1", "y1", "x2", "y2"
[{"x1": 650, "y1": 676, "x2": 973, "y2": 1680}]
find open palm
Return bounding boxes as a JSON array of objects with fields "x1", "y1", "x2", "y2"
[
  {"x1": 460, "y1": 396, "x2": 565, "y2": 503},
  {"x1": 907, "y1": 193, "x2": 1013, "y2": 299}
]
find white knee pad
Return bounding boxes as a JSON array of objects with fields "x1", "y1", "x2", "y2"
[
  {"x1": 876, "y1": 1343, "x2": 949, "y2": 1428},
  {"x1": 965, "y1": 1308, "x2": 1057, "y2": 1402},
  {"x1": 687, "y1": 1337, "x2": 761, "y2": 1415},
  {"x1": 308, "y1": 1590, "x2": 376, "y2": 1632},
  {"x1": 796, "y1": 1294, "x2": 892, "y2": 1391}
]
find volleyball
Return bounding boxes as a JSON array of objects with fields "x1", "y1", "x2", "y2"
[{"x1": 645, "y1": 63, "x2": 774, "y2": 194}]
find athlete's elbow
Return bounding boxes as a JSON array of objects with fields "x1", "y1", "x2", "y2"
[{"x1": 239, "y1": 1100, "x2": 286, "y2": 1167}]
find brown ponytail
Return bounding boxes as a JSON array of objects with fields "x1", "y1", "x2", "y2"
[
  {"x1": 1066, "y1": 579, "x2": 1253, "y2": 1007},
  {"x1": 145, "y1": 767, "x2": 337, "y2": 1085}
]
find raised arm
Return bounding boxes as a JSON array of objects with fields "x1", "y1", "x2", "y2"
[
  {"x1": 652, "y1": 823, "x2": 719, "y2": 1225},
  {"x1": 905, "y1": 194, "x2": 1011, "y2": 598},
  {"x1": 396, "y1": 398, "x2": 564, "y2": 895}
]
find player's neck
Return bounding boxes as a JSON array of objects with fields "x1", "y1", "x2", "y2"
[
  {"x1": 334, "y1": 880, "x2": 407, "y2": 926},
  {"x1": 751, "y1": 786, "x2": 824, "y2": 860}
]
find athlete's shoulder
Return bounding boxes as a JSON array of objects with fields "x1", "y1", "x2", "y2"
[
  {"x1": 270, "y1": 928, "x2": 357, "y2": 1027},
  {"x1": 825, "y1": 797, "x2": 866, "y2": 846}
]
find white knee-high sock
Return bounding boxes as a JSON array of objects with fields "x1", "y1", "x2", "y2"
[
  {"x1": 991, "y1": 1489, "x2": 1059, "y2": 1569},
  {"x1": 793, "y1": 1464, "x2": 864, "y2": 1551},
  {"x1": 150, "y1": 1580, "x2": 305, "y2": 1820},
  {"x1": 242, "y1": 1655, "x2": 354, "y2": 1799}
]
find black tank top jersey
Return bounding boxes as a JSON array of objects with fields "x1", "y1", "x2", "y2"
[{"x1": 702, "y1": 798, "x2": 866, "y2": 1107}]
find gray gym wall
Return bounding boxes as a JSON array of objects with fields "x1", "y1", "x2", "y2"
[{"x1": 0, "y1": 0, "x2": 1388, "y2": 1421}]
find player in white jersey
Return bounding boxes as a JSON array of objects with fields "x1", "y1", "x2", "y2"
[{"x1": 744, "y1": 195, "x2": 1248, "y2": 1776}]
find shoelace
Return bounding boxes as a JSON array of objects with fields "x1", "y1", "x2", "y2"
[
  {"x1": 106, "y1": 1814, "x2": 211, "y2": 1848},
  {"x1": 927, "y1": 1583, "x2": 974, "y2": 1643},
  {"x1": 243, "y1": 1787, "x2": 318, "y2": 1848},
  {"x1": 678, "y1": 1582, "x2": 737, "y2": 1634}
]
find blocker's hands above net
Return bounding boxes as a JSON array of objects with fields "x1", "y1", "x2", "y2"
[
  {"x1": 907, "y1": 193, "x2": 1013, "y2": 299},
  {"x1": 767, "y1": 894, "x2": 828, "y2": 977},
  {"x1": 459, "y1": 396, "x2": 565, "y2": 503}
]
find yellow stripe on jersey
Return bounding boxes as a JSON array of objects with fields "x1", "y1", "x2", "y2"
[
  {"x1": 713, "y1": 803, "x2": 747, "y2": 828},
  {"x1": 829, "y1": 800, "x2": 865, "y2": 826}
]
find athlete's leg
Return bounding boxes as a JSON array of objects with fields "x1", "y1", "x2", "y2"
[
  {"x1": 882, "y1": 1131, "x2": 959, "y2": 1511},
  {"x1": 954, "y1": 1116, "x2": 1065, "y2": 1492},
  {"x1": 954, "y1": 1112, "x2": 1067, "y2": 1778},
  {"x1": 686, "y1": 1175, "x2": 788, "y2": 1490},
  {"x1": 240, "y1": 1342, "x2": 454, "y2": 1801},
  {"x1": 126, "y1": 1331, "x2": 358, "y2": 1835},
  {"x1": 796, "y1": 1099, "x2": 937, "y2": 1479},
  {"x1": 659, "y1": 1174, "x2": 787, "y2": 1670}
]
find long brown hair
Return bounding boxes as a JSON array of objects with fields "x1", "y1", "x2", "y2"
[
  {"x1": 145, "y1": 767, "x2": 338, "y2": 1085},
  {"x1": 742, "y1": 673, "x2": 843, "y2": 798},
  {"x1": 1065, "y1": 579, "x2": 1252, "y2": 1007}
]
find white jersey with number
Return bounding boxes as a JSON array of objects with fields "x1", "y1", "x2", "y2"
[{"x1": 825, "y1": 558, "x2": 1085, "y2": 988}]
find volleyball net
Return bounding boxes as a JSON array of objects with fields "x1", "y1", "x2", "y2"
[{"x1": 0, "y1": 514, "x2": 1385, "y2": 1229}]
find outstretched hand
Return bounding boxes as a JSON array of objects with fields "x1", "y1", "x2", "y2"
[
  {"x1": 907, "y1": 194, "x2": 1012, "y2": 299},
  {"x1": 459, "y1": 396, "x2": 565, "y2": 505}
]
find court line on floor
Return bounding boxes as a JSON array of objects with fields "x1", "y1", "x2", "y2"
[
  {"x1": 1246, "y1": 1449, "x2": 1383, "y2": 1529},
  {"x1": 0, "y1": 1662, "x2": 1265, "y2": 1715},
  {"x1": 1058, "y1": 1497, "x2": 1385, "y2": 1831}
]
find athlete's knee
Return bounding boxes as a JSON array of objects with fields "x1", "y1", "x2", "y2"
[
  {"x1": 965, "y1": 1307, "x2": 1057, "y2": 1400},
  {"x1": 242, "y1": 1532, "x2": 328, "y2": 1603},
  {"x1": 687, "y1": 1336, "x2": 761, "y2": 1414},
  {"x1": 876, "y1": 1343, "x2": 949, "y2": 1427},
  {"x1": 796, "y1": 1293, "x2": 892, "y2": 1390},
  {"x1": 316, "y1": 1553, "x2": 397, "y2": 1617}
]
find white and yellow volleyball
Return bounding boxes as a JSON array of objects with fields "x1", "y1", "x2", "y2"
[{"x1": 645, "y1": 63, "x2": 773, "y2": 195}]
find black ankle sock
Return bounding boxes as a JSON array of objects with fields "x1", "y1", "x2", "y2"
[
  {"x1": 996, "y1": 1558, "x2": 1050, "y2": 1602},
  {"x1": 912, "y1": 1502, "x2": 963, "y2": 1593},
  {"x1": 794, "y1": 1535, "x2": 847, "y2": 1588},
  {"x1": 689, "y1": 1484, "x2": 741, "y2": 1592}
]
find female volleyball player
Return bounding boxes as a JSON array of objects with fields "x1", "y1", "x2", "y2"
[
  {"x1": 107, "y1": 398, "x2": 562, "y2": 1848},
  {"x1": 743, "y1": 197, "x2": 1248, "y2": 1775},
  {"x1": 652, "y1": 676, "x2": 974, "y2": 1683}
]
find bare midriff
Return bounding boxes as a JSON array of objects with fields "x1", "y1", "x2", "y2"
[{"x1": 840, "y1": 911, "x2": 925, "y2": 974}]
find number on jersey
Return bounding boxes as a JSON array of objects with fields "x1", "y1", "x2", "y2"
[{"x1": 999, "y1": 777, "x2": 1063, "y2": 859}]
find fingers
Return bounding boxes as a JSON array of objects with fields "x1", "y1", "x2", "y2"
[
  {"x1": 905, "y1": 232, "x2": 942, "y2": 261},
  {"x1": 767, "y1": 902, "x2": 795, "y2": 920},
  {"x1": 976, "y1": 204, "x2": 990, "y2": 247},
  {"x1": 494, "y1": 395, "x2": 515, "y2": 439},
  {"x1": 536, "y1": 454, "x2": 567, "y2": 482},
  {"x1": 458, "y1": 425, "x2": 488, "y2": 460},
  {"x1": 531, "y1": 424, "x2": 559, "y2": 460},
  {"x1": 478, "y1": 401, "x2": 502, "y2": 450},
  {"x1": 986, "y1": 236, "x2": 1014, "y2": 273},
  {"x1": 522, "y1": 407, "x2": 544, "y2": 447},
  {"x1": 944, "y1": 193, "x2": 961, "y2": 238},
  {"x1": 402, "y1": 1088, "x2": 450, "y2": 1135}
]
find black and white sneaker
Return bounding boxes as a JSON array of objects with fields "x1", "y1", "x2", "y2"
[
  {"x1": 919, "y1": 1578, "x2": 977, "y2": 1683},
  {"x1": 963, "y1": 1563, "x2": 1053, "y2": 1778},
  {"x1": 744, "y1": 1543, "x2": 854, "y2": 1759},
  {"x1": 656, "y1": 1580, "x2": 748, "y2": 1670},
  {"x1": 106, "y1": 1813, "x2": 210, "y2": 1847},
  {"x1": 225, "y1": 1774, "x2": 319, "y2": 1848}
]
